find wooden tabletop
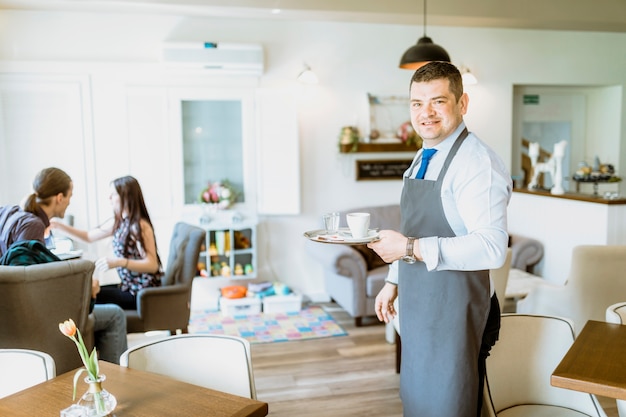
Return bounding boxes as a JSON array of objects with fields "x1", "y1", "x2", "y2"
[
  {"x1": 551, "y1": 320, "x2": 626, "y2": 400},
  {"x1": 0, "y1": 361, "x2": 269, "y2": 417}
]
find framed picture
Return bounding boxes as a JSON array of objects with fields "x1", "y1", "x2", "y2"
[{"x1": 367, "y1": 93, "x2": 410, "y2": 141}]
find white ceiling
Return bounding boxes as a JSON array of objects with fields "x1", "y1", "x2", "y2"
[{"x1": 1, "y1": 0, "x2": 625, "y2": 33}]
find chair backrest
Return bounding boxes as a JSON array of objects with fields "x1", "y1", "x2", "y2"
[
  {"x1": 0, "y1": 349, "x2": 56, "y2": 398},
  {"x1": 161, "y1": 222, "x2": 206, "y2": 287},
  {"x1": 560, "y1": 245, "x2": 626, "y2": 332},
  {"x1": 0, "y1": 259, "x2": 94, "y2": 374},
  {"x1": 120, "y1": 334, "x2": 256, "y2": 399},
  {"x1": 490, "y1": 248, "x2": 512, "y2": 312},
  {"x1": 606, "y1": 302, "x2": 626, "y2": 325},
  {"x1": 338, "y1": 204, "x2": 401, "y2": 231},
  {"x1": 483, "y1": 314, "x2": 607, "y2": 417}
]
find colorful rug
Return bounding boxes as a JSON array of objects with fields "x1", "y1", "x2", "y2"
[{"x1": 188, "y1": 306, "x2": 347, "y2": 343}]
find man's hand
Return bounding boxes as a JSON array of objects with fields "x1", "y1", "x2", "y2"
[
  {"x1": 367, "y1": 229, "x2": 408, "y2": 263},
  {"x1": 375, "y1": 282, "x2": 398, "y2": 323}
]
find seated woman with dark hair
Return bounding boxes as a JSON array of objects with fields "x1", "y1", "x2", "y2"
[{"x1": 52, "y1": 175, "x2": 163, "y2": 310}]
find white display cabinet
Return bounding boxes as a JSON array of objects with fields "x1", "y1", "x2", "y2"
[{"x1": 191, "y1": 209, "x2": 258, "y2": 280}]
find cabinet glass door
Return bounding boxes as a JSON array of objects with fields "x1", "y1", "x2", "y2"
[{"x1": 181, "y1": 100, "x2": 245, "y2": 204}]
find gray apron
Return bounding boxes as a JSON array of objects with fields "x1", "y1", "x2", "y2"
[{"x1": 398, "y1": 128, "x2": 490, "y2": 417}]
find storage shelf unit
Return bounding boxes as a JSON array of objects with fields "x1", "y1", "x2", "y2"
[{"x1": 194, "y1": 212, "x2": 258, "y2": 279}]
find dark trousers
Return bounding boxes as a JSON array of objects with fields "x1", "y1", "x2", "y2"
[
  {"x1": 477, "y1": 294, "x2": 501, "y2": 417},
  {"x1": 96, "y1": 284, "x2": 137, "y2": 310}
]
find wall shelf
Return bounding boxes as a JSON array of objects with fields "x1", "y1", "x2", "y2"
[
  {"x1": 513, "y1": 188, "x2": 626, "y2": 205},
  {"x1": 339, "y1": 142, "x2": 419, "y2": 153}
]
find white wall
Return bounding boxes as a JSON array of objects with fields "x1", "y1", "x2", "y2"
[
  {"x1": 1, "y1": 10, "x2": 625, "y2": 300},
  {"x1": 509, "y1": 191, "x2": 626, "y2": 284}
]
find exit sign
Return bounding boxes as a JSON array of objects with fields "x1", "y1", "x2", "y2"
[{"x1": 523, "y1": 94, "x2": 540, "y2": 105}]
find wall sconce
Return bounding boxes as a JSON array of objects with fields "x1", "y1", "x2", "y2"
[
  {"x1": 460, "y1": 65, "x2": 478, "y2": 86},
  {"x1": 297, "y1": 64, "x2": 318, "y2": 84}
]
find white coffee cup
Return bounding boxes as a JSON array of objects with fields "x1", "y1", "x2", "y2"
[{"x1": 346, "y1": 212, "x2": 370, "y2": 239}]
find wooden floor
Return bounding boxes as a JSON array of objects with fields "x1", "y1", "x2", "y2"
[
  {"x1": 250, "y1": 302, "x2": 619, "y2": 417},
  {"x1": 251, "y1": 303, "x2": 403, "y2": 416}
]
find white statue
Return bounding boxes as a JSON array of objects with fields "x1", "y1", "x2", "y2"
[
  {"x1": 551, "y1": 140, "x2": 568, "y2": 195},
  {"x1": 528, "y1": 140, "x2": 568, "y2": 195}
]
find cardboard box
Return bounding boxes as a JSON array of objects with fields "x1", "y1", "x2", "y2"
[
  {"x1": 220, "y1": 296, "x2": 262, "y2": 316},
  {"x1": 262, "y1": 294, "x2": 302, "y2": 314}
]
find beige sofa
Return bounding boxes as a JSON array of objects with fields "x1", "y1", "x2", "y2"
[
  {"x1": 0, "y1": 259, "x2": 95, "y2": 374},
  {"x1": 306, "y1": 204, "x2": 544, "y2": 326}
]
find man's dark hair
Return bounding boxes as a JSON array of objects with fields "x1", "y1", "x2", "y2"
[{"x1": 410, "y1": 61, "x2": 464, "y2": 102}]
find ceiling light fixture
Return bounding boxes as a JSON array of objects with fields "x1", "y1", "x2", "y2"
[
  {"x1": 271, "y1": 0, "x2": 281, "y2": 15},
  {"x1": 399, "y1": 0, "x2": 450, "y2": 70},
  {"x1": 297, "y1": 63, "x2": 318, "y2": 84},
  {"x1": 460, "y1": 65, "x2": 478, "y2": 85}
]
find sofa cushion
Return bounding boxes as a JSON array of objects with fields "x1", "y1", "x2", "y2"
[
  {"x1": 340, "y1": 204, "x2": 400, "y2": 271},
  {"x1": 366, "y1": 265, "x2": 389, "y2": 297},
  {"x1": 340, "y1": 204, "x2": 401, "y2": 231}
]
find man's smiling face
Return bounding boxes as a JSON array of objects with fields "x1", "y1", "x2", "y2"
[{"x1": 409, "y1": 78, "x2": 468, "y2": 146}]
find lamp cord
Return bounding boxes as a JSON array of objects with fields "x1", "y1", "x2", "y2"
[{"x1": 422, "y1": 0, "x2": 427, "y2": 37}]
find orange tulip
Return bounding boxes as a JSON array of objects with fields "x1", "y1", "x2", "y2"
[
  {"x1": 59, "y1": 319, "x2": 77, "y2": 338},
  {"x1": 58, "y1": 318, "x2": 100, "y2": 400}
]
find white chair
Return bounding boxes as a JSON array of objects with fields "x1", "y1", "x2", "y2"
[
  {"x1": 606, "y1": 302, "x2": 626, "y2": 325},
  {"x1": 120, "y1": 333, "x2": 257, "y2": 399},
  {"x1": 517, "y1": 245, "x2": 626, "y2": 334},
  {"x1": 483, "y1": 314, "x2": 607, "y2": 417},
  {"x1": 0, "y1": 349, "x2": 56, "y2": 398},
  {"x1": 606, "y1": 302, "x2": 626, "y2": 417}
]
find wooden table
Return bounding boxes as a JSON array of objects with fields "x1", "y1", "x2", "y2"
[
  {"x1": 0, "y1": 361, "x2": 269, "y2": 416},
  {"x1": 552, "y1": 320, "x2": 626, "y2": 400}
]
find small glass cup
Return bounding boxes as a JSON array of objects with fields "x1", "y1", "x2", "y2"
[{"x1": 322, "y1": 212, "x2": 340, "y2": 234}]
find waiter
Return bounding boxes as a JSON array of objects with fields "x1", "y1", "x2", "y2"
[{"x1": 368, "y1": 61, "x2": 512, "y2": 417}]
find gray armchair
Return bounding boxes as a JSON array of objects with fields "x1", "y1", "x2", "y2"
[
  {"x1": 124, "y1": 222, "x2": 205, "y2": 334},
  {"x1": 509, "y1": 233, "x2": 544, "y2": 273},
  {"x1": 0, "y1": 259, "x2": 95, "y2": 374},
  {"x1": 307, "y1": 203, "x2": 545, "y2": 327}
]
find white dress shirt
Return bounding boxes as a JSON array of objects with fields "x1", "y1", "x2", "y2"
[{"x1": 386, "y1": 123, "x2": 512, "y2": 290}]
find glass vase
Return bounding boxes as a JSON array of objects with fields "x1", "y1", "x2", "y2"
[{"x1": 77, "y1": 375, "x2": 117, "y2": 417}]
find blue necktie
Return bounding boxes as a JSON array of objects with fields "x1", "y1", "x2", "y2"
[{"x1": 415, "y1": 148, "x2": 438, "y2": 179}]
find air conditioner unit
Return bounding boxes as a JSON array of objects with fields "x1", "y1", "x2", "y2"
[{"x1": 161, "y1": 42, "x2": 264, "y2": 75}]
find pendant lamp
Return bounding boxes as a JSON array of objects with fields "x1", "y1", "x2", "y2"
[{"x1": 399, "y1": 0, "x2": 450, "y2": 70}]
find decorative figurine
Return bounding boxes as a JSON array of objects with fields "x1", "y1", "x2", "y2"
[{"x1": 528, "y1": 140, "x2": 568, "y2": 195}]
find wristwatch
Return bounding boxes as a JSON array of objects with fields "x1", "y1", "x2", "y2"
[{"x1": 401, "y1": 237, "x2": 417, "y2": 264}]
